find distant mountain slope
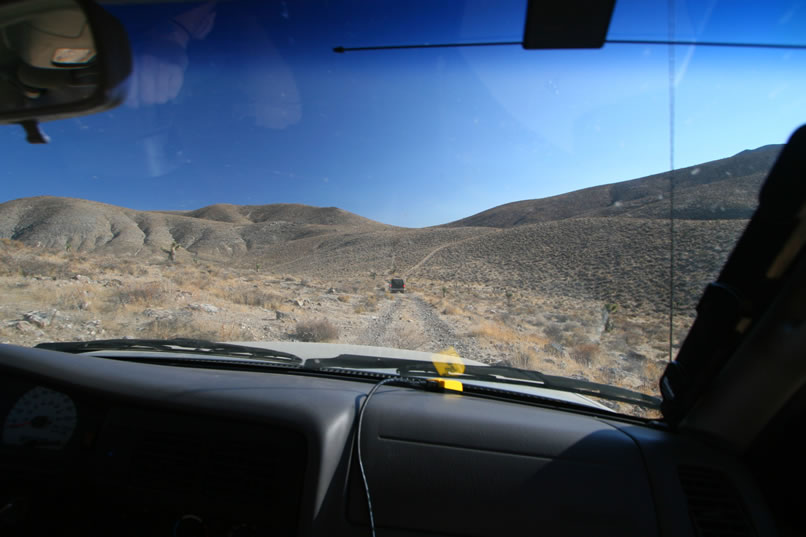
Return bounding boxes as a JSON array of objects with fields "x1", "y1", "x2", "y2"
[
  {"x1": 0, "y1": 197, "x2": 394, "y2": 259},
  {"x1": 413, "y1": 217, "x2": 747, "y2": 312},
  {"x1": 172, "y1": 203, "x2": 391, "y2": 228},
  {"x1": 443, "y1": 145, "x2": 781, "y2": 228}
]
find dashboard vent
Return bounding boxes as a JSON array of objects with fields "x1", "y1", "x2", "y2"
[{"x1": 678, "y1": 465, "x2": 756, "y2": 537}]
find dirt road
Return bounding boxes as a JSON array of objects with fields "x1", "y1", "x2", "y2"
[{"x1": 353, "y1": 293, "x2": 483, "y2": 362}]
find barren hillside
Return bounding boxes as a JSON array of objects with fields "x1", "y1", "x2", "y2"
[
  {"x1": 0, "y1": 197, "x2": 395, "y2": 261},
  {"x1": 442, "y1": 145, "x2": 780, "y2": 227},
  {"x1": 411, "y1": 217, "x2": 746, "y2": 314}
]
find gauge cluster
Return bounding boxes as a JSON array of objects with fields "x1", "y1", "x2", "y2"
[
  {"x1": 2, "y1": 386, "x2": 77, "y2": 450},
  {"x1": 0, "y1": 374, "x2": 309, "y2": 537}
]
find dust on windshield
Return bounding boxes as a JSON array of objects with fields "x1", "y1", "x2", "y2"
[{"x1": 1, "y1": 0, "x2": 805, "y2": 417}]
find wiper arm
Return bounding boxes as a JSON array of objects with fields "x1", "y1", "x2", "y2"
[{"x1": 35, "y1": 338, "x2": 302, "y2": 364}]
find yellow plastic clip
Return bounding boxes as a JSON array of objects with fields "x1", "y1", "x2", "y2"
[{"x1": 428, "y1": 378, "x2": 464, "y2": 392}]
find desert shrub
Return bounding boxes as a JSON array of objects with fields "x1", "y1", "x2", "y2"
[
  {"x1": 9, "y1": 256, "x2": 71, "y2": 279},
  {"x1": 624, "y1": 329, "x2": 644, "y2": 346},
  {"x1": 570, "y1": 343, "x2": 599, "y2": 367},
  {"x1": 543, "y1": 323, "x2": 565, "y2": 343},
  {"x1": 354, "y1": 294, "x2": 378, "y2": 313},
  {"x1": 295, "y1": 319, "x2": 339, "y2": 342},
  {"x1": 217, "y1": 323, "x2": 254, "y2": 341},
  {"x1": 641, "y1": 359, "x2": 666, "y2": 385},
  {"x1": 231, "y1": 290, "x2": 281, "y2": 309},
  {"x1": 112, "y1": 281, "x2": 166, "y2": 306},
  {"x1": 0, "y1": 238, "x2": 26, "y2": 251},
  {"x1": 543, "y1": 342, "x2": 566, "y2": 358},
  {"x1": 98, "y1": 258, "x2": 142, "y2": 276},
  {"x1": 562, "y1": 322, "x2": 591, "y2": 347},
  {"x1": 139, "y1": 317, "x2": 215, "y2": 340},
  {"x1": 528, "y1": 312, "x2": 547, "y2": 327},
  {"x1": 505, "y1": 344, "x2": 536, "y2": 370},
  {"x1": 56, "y1": 287, "x2": 93, "y2": 311},
  {"x1": 470, "y1": 321, "x2": 510, "y2": 341},
  {"x1": 496, "y1": 311, "x2": 513, "y2": 324}
]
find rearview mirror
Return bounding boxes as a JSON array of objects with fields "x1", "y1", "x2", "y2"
[{"x1": 0, "y1": 0, "x2": 131, "y2": 143}]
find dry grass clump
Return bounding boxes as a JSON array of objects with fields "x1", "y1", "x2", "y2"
[
  {"x1": 541, "y1": 320, "x2": 593, "y2": 347},
  {"x1": 354, "y1": 293, "x2": 379, "y2": 314},
  {"x1": 471, "y1": 321, "x2": 513, "y2": 341},
  {"x1": 54, "y1": 285, "x2": 96, "y2": 311},
  {"x1": 470, "y1": 321, "x2": 548, "y2": 347},
  {"x1": 111, "y1": 281, "x2": 168, "y2": 306},
  {"x1": 0, "y1": 238, "x2": 25, "y2": 250},
  {"x1": 295, "y1": 318, "x2": 339, "y2": 342},
  {"x1": 504, "y1": 343, "x2": 539, "y2": 369},
  {"x1": 230, "y1": 290, "x2": 282, "y2": 309},
  {"x1": 543, "y1": 323, "x2": 564, "y2": 342},
  {"x1": 138, "y1": 317, "x2": 211, "y2": 340},
  {"x1": 133, "y1": 318, "x2": 254, "y2": 341},
  {"x1": 0, "y1": 253, "x2": 71, "y2": 279},
  {"x1": 570, "y1": 343, "x2": 599, "y2": 367},
  {"x1": 97, "y1": 257, "x2": 149, "y2": 277}
]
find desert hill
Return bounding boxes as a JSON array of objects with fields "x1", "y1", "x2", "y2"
[
  {"x1": 0, "y1": 145, "x2": 778, "y2": 312},
  {"x1": 165, "y1": 203, "x2": 391, "y2": 228},
  {"x1": 0, "y1": 197, "x2": 394, "y2": 258},
  {"x1": 443, "y1": 144, "x2": 781, "y2": 228}
]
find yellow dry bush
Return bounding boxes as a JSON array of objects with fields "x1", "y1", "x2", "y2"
[{"x1": 470, "y1": 321, "x2": 548, "y2": 347}]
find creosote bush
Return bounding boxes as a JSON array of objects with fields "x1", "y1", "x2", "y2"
[
  {"x1": 570, "y1": 343, "x2": 599, "y2": 367},
  {"x1": 295, "y1": 319, "x2": 339, "y2": 342},
  {"x1": 112, "y1": 281, "x2": 166, "y2": 306}
]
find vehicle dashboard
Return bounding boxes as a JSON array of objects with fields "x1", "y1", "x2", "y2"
[{"x1": 0, "y1": 344, "x2": 777, "y2": 537}]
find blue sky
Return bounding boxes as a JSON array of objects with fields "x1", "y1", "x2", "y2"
[{"x1": 2, "y1": 0, "x2": 805, "y2": 227}]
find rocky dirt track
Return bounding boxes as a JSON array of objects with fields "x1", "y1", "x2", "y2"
[{"x1": 354, "y1": 293, "x2": 481, "y2": 362}]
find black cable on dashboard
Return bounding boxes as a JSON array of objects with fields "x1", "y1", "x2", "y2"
[{"x1": 356, "y1": 376, "x2": 428, "y2": 537}]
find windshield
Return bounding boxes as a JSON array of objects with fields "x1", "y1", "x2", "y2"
[{"x1": 1, "y1": 0, "x2": 804, "y2": 418}]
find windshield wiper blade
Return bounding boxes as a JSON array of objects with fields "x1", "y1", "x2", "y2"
[
  {"x1": 307, "y1": 354, "x2": 659, "y2": 409},
  {"x1": 399, "y1": 362, "x2": 660, "y2": 409},
  {"x1": 35, "y1": 338, "x2": 302, "y2": 364}
]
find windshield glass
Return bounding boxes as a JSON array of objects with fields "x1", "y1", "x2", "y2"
[{"x1": 1, "y1": 0, "x2": 804, "y2": 417}]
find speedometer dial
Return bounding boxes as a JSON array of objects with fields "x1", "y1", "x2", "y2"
[{"x1": 3, "y1": 386, "x2": 77, "y2": 449}]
